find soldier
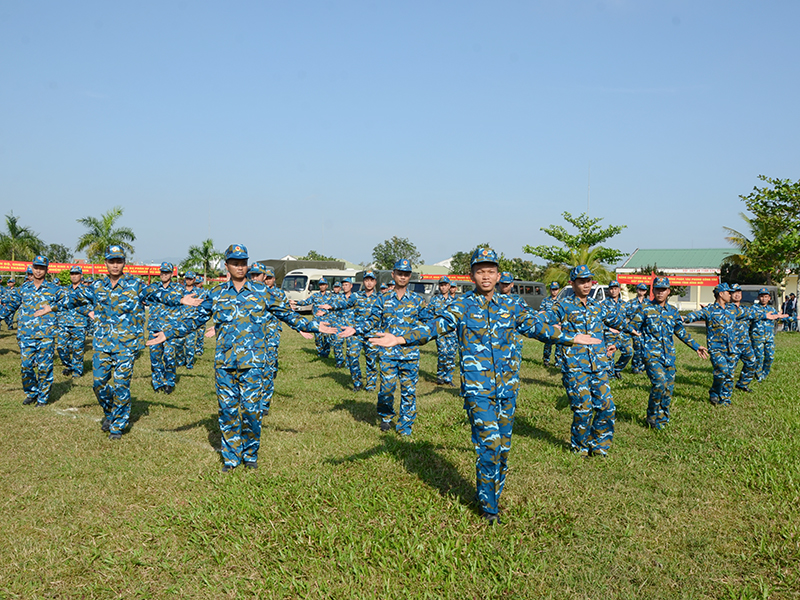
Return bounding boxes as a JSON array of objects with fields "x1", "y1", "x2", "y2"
[
  {"x1": 601, "y1": 280, "x2": 633, "y2": 380},
  {"x1": 1, "y1": 278, "x2": 17, "y2": 329},
  {"x1": 750, "y1": 288, "x2": 778, "y2": 381},
  {"x1": 540, "y1": 265, "x2": 635, "y2": 458},
  {"x1": 427, "y1": 275, "x2": 458, "y2": 385},
  {"x1": 146, "y1": 244, "x2": 338, "y2": 472},
  {"x1": 329, "y1": 281, "x2": 347, "y2": 367},
  {"x1": 34, "y1": 246, "x2": 196, "y2": 438},
  {"x1": 261, "y1": 266, "x2": 285, "y2": 416},
  {"x1": 628, "y1": 277, "x2": 708, "y2": 429},
  {"x1": 346, "y1": 271, "x2": 381, "y2": 392},
  {"x1": 0, "y1": 255, "x2": 65, "y2": 406},
  {"x1": 56, "y1": 266, "x2": 92, "y2": 377},
  {"x1": 147, "y1": 262, "x2": 182, "y2": 394},
  {"x1": 177, "y1": 272, "x2": 205, "y2": 370},
  {"x1": 194, "y1": 275, "x2": 205, "y2": 356},
  {"x1": 367, "y1": 248, "x2": 599, "y2": 523},
  {"x1": 683, "y1": 283, "x2": 782, "y2": 406},
  {"x1": 292, "y1": 277, "x2": 335, "y2": 359},
  {"x1": 729, "y1": 283, "x2": 759, "y2": 393},
  {"x1": 498, "y1": 272, "x2": 525, "y2": 372},
  {"x1": 539, "y1": 282, "x2": 562, "y2": 368},
  {"x1": 626, "y1": 283, "x2": 649, "y2": 373}
]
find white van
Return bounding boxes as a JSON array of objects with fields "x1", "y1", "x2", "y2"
[{"x1": 281, "y1": 268, "x2": 358, "y2": 311}]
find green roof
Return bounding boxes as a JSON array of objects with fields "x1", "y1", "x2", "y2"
[{"x1": 619, "y1": 248, "x2": 735, "y2": 270}]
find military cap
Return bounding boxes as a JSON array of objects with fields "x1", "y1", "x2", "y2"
[
  {"x1": 608, "y1": 280, "x2": 620, "y2": 288},
  {"x1": 32, "y1": 255, "x2": 49, "y2": 268},
  {"x1": 70, "y1": 265, "x2": 83, "y2": 274},
  {"x1": 105, "y1": 245, "x2": 125, "y2": 260},
  {"x1": 341, "y1": 277, "x2": 352, "y2": 284},
  {"x1": 224, "y1": 244, "x2": 248, "y2": 260},
  {"x1": 195, "y1": 275, "x2": 203, "y2": 283},
  {"x1": 499, "y1": 272, "x2": 514, "y2": 284},
  {"x1": 263, "y1": 267, "x2": 275, "y2": 278},
  {"x1": 470, "y1": 247, "x2": 499, "y2": 267},
  {"x1": 184, "y1": 271, "x2": 196, "y2": 279},
  {"x1": 636, "y1": 283, "x2": 648, "y2": 291},
  {"x1": 363, "y1": 270, "x2": 376, "y2": 280},
  {"x1": 247, "y1": 263, "x2": 265, "y2": 275},
  {"x1": 318, "y1": 277, "x2": 328, "y2": 285},
  {"x1": 652, "y1": 277, "x2": 670, "y2": 289},
  {"x1": 389, "y1": 280, "x2": 396, "y2": 286},
  {"x1": 333, "y1": 281, "x2": 341, "y2": 288},
  {"x1": 758, "y1": 287, "x2": 770, "y2": 295},
  {"x1": 549, "y1": 281, "x2": 560, "y2": 290},
  {"x1": 439, "y1": 275, "x2": 451, "y2": 284},
  {"x1": 25, "y1": 266, "x2": 33, "y2": 274},
  {"x1": 715, "y1": 282, "x2": 731, "y2": 293},
  {"x1": 380, "y1": 283, "x2": 387, "y2": 290},
  {"x1": 730, "y1": 283, "x2": 741, "y2": 292},
  {"x1": 159, "y1": 262, "x2": 174, "y2": 273},
  {"x1": 393, "y1": 258, "x2": 412, "y2": 272},
  {"x1": 570, "y1": 265, "x2": 594, "y2": 281}
]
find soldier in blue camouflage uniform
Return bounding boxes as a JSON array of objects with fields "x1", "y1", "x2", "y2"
[
  {"x1": 261, "y1": 266, "x2": 285, "y2": 416},
  {"x1": 683, "y1": 283, "x2": 781, "y2": 406},
  {"x1": 36, "y1": 246, "x2": 194, "y2": 438},
  {"x1": 293, "y1": 277, "x2": 336, "y2": 359},
  {"x1": 194, "y1": 275, "x2": 206, "y2": 357},
  {"x1": 1, "y1": 279, "x2": 18, "y2": 329},
  {"x1": 728, "y1": 283, "x2": 759, "y2": 393},
  {"x1": 539, "y1": 282, "x2": 563, "y2": 368},
  {"x1": 628, "y1": 277, "x2": 708, "y2": 429},
  {"x1": 147, "y1": 244, "x2": 337, "y2": 472},
  {"x1": 329, "y1": 281, "x2": 347, "y2": 367},
  {"x1": 540, "y1": 265, "x2": 634, "y2": 457},
  {"x1": 174, "y1": 272, "x2": 203, "y2": 370},
  {"x1": 345, "y1": 271, "x2": 382, "y2": 392},
  {"x1": 750, "y1": 288, "x2": 779, "y2": 381},
  {"x1": 147, "y1": 262, "x2": 182, "y2": 394},
  {"x1": 367, "y1": 249, "x2": 599, "y2": 523},
  {"x1": 626, "y1": 283, "x2": 649, "y2": 373},
  {"x1": 56, "y1": 266, "x2": 92, "y2": 377},
  {"x1": 498, "y1": 272, "x2": 526, "y2": 372},
  {"x1": 1, "y1": 256, "x2": 66, "y2": 406},
  {"x1": 601, "y1": 280, "x2": 633, "y2": 380},
  {"x1": 427, "y1": 275, "x2": 458, "y2": 385}
]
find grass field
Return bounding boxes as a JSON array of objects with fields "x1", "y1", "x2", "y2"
[{"x1": 1, "y1": 326, "x2": 798, "y2": 599}]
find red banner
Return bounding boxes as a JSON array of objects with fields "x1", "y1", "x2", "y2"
[
  {"x1": 617, "y1": 274, "x2": 719, "y2": 287},
  {"x1": 0, "y1": 260, "x2": 172, "y2": 277},
  {"x1": 420, "y1": 274, "x2": 473, "y2": 282}
]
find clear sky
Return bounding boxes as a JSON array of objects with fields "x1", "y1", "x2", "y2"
[{"x1": 2, "y1": 1, "x2": 799, "y2": 267}]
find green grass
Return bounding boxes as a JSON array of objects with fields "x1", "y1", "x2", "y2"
[{"x1": 1, "y1": 327, "x2": 798, "y2": 599}]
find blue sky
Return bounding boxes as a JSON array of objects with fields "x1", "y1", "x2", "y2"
[{"x1": 2, "y1": 1, "x2": 799, "y2": 267}]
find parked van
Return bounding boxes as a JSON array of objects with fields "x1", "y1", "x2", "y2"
[
  {"x1": 737, "y1": 284, "x2": 779, "y2": 307},
  {"x1": 281, "y1": 268, "x2": 358, "y2": 311},
  {"x1": 498, "y1": 280, "x2": 547, "y2": 310},
  {"x1": 555, "y1": 284, "x2": 609, "y2": 304}
]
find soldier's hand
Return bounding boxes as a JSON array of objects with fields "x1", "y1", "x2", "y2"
[
  {"x1": 205, "y1": 326, "x2": 216, "y2": 338},
  {"x1": 608, "y1": 328, "x2": 619, "y2": 334},
  {"x1": 369, "y1": 331, "x2": 405, "y2": 347},
  {"x1": 181, "y1": 294, "x2": 202, "y2": 307},
  {"x1": 317, "y1": 321, "x2": 338, "y2": 335},
  {"x1": 33, "y1": 304, "x2": 52, "y2": 317},
  {"x1": 338, "y1": 326, "x2": 356, "y2": 338},
  {"x1": 146, "y1": 332, "x2": 167, "y2": 346},
  {"x1": 606, "y1": 344, "x2": 617, "y2": 357},
  {"x1": 88, "y1": 311, "x2": 95, "y2": 320},
  {"x1": 299, "y1": 331, "x2": 315, "y2": 340},
  {"x1": 319, "y1": 303, "x2": 333, "y2": 310},
  {"x1": 573, "y1": 334, "x2": 601, "y2": 345},
  {"x1": 697, "y1": 347, "x2": 709, "y2": 360}
]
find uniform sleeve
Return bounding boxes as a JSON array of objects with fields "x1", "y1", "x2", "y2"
[
  {"x1": 143, "y1": 282, "x2": 185, "y2": 307},
  {"x1": 355, "y1": 296, "x2": 384, "y2": 335},
  {"x1": 516, "y1": 304, "x2": 575, "y2": 345},
  {"x1": 267, "y1": 293, "x2": 320, "y2": 333},
  {"x1": 162, "y1": 297, "x2": 213, "y2": 339},
  {"x1": 1, "y1": 289, "x2": 22, "y2": 315},
  {"x1": 402, "y1": 301, "x2": 462, "y2": 346},
  {"x1": 673, "y1": 311, "x2": 701, "y2": 351}
]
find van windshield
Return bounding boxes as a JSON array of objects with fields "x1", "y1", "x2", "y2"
[{"x1": 281, "y1": 275, "x2": 308, "y2": 292}]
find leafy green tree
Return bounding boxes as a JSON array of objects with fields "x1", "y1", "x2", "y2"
[
  {"x1": 623, "y1": 264, "x2": 686, "y2": 298},
  {"x1": 372, "y1": 236, "x2": 422, "y2": 270},
  {"x1": 298, "y1": 250, "x2": 338, "y2": 261},
  {"x1": 181, "y1": 239, "x2": 223, "y2": 281},
  {"x1": 0, "y1": 212, "x2": 44, "y2": 261},
  {"x1": 449, "y1": 242, "x2": 546, "y2": 280},
  {"x1": 524, "y1": 212, "x2": 626, "y2": 284},
  {"x1": 46, "y1": 243, "x2": 73, "y2": 263},
  {"x1": 76, "y1": 206, "x2": 136, "y2": 263}
]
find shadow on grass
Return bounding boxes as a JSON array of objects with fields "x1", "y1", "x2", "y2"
[
  {"x1": 314, "y1": 369, "x2": 354, "y2": 390},
  {"x1": 520, "y1": 375, "x2": 562, "y2": 390},
  {"x1": 129, "y1": 396, "x2": 191, "y2": 428},
  {"x1": 49, "y1": 380, "x2": 74, "y2": 404},
  {"x1": 331, "y1": 398, "x2": 376, "y2": 426},
  {"x1": 419, "y1": 385, "x2": 460, "y2": 398},
  {"x1": 513, "y1": 414, "x2": 571, "y2": 451},
  {"x1": 168, "y1": 414, "x2": 222, "y2": 456},
  {"x1": 326, "y1": 436, "x2": 476, "y2": 512}
]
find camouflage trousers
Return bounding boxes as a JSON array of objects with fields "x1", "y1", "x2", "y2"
[
  {"x1": 346, "y1": 335, "x2": 379, "y2": 391},
  {"x1": 315, "y1": 332, "x2": 331, "y2": 358},
  {"x1": 631, "y1": 334, "x2": 645, "y2": 373},
  {"x1": 708, "y1": 349, "x2": 736, "y2": 405},
  {"x1": 176, "y1": 333, "x2": 197, "y2": 369},
  {"x1": 751, "y1": 336, "x2": 775, "y2": 380},
  {"x1": 195, "y1": 327, "x2": 204, "y2": 356},
  {"x1": 609, "y1": 332, "x2": 633, "y2": 377},
  {"x1": 542, "y1": 342, "x2": 564, "y2": 367},
  {"x1": 262, "y1": 344, "x2": 279, "y2": 417},
  {"x1": 643, "y1": 358, "x2": 676, "y2": 428},
  {"x1": 435, "y1": 332, "x2": 457, "y2": 384},
  {"x1": 93, "y1": 350, "x2": 136, "y2": 435},
  {"x1": 331, "y1": 333, "x2": 346, "y2": 367},
  {"x1": 378, "y1": 358, "x2": 418, "y2": 435},
  {"x1": 149, "y1": 335, "x2": 177, "y2": 390},
  {"x1": 734, "y1": 344, "x2": 757, "y2": 389},
  {"x1": 563, "y1": 370, "x2": 615, "y2": 455},
  {"x1": 464, "y1": 394, "x2": 516, "y2": 517},
  {"x1": 57, "y1": 325, "x2": 87, "y2": 376},
  {"x1": 20, "y1": 337, "x2": 55, "y2": 405},
  {"x1": 216, "y1": 366, "x2": 265, "y2": 468}
]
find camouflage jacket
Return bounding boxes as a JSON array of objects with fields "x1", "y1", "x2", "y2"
[
  {"x1": 56, "y1": 284, "x2": 92, "y2": 329},
  {"x1": 69, "y1": 275, "x2": 185, "y2": 354},
  {"x1": 628, "y1": 299, "x2": 701, "y2": 367},
  {"x1": 728, "y1": 304, "x2": 760, "y2": 350},
  {"x1": 539, "y1": 295, "x2": 559, "y2": 313},
  {"x1": 264, "y1": 285, "x2": 287, "y2": 341},
  {"x1": 601, "y1": 297, "x2": 628, "y2": 344},
  {"x1": 2, "y1": 281, "x2": 66, "y2": 342},
  {"x1": 749, "y1": 304, "x2": 778, "y2": 341},
  {"x1": 164, "y1": 280, "x2": 320, "y2": 369},
  {"x1": 357, "y1": 289, "x2": 432, "y2": 360},
  {"x1": 683, "y1": 302, "x2": 749, "y2": 353},
  {"x1": 541, "y1": 294, "x2": 631, "y2": 374},
  {"x1": 403, "y1": 291, "x2": 574, "y2": 398},
  {"x1": 146, "y1": 281, "x2": 184, "y2": 333}
]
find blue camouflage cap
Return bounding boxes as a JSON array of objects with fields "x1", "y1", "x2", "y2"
[
  {"x1": 439, "y1": 275, "x2": 451, "y2": 284},
  {"x1": 758, "y1": 287, "x2": 770, "y2": 295},
  {"x1": 499, "y1": 272, "x2": 514, "y2": 284},
  {"x1": 264, "y1": 266, "x2": 275, "y2": 278},
  {"x1": 342, "y1": 277, "x2": 352, "y2": 283},
  {"x1": 25, "y1": 266, "x2": 33, "y2": 274},
  {"x1": 318, "y1": 277, "x2": 328, "y2": 285},
  {"x1": 653, "y1": 276, "x2": 670, "y2": 289},
  {"x1": 104, "y1": 245, "x2": 125, "y2": 260},
  {"x1": 224, "y1": 244, "x2": 248, "y2": 261},
  {"x1": 380, "y1": 283, "x2": 387, "y2": 289},
  {"x1": 470, "y1": 247, "x2": 499, "y2": 267},
  {"x1": 184, "y1": 271, "x2": 196, "y2": 279},
  {"x1": 570, "y1": 265, "x2": 594, "y2": 281},
  {"x1": 389, "y1": 279, "x2": 396, "y2": 286},
  {"x1": 159, "y1": 262, "x2": 173, "y2": 273},
  {"x1": 195, "y1": 275, "x2": 203, "y2": 282},
  {"x1": 730, "y1": 283, "x2": 741, "y2": 292},
  {"x1": 549, "y1": 281, "x2": 560, "y2": 290},
  {"x1": 69, "y1": 265, "x2": 83, "y2": 274},
  {"x1": 247, "y1": 263, "x2": 264, "y2": 275},
  {"x1": 32, "y1": 255, "x2": 49, "y2": 268},
  {"x1": 393, "y1": 258, "x2": 412, "y2": 272},
  {"x1": 332, "y1": 281, "x2": 341, "y2": 287},
  {"x1": 363, "y1": 270, "x2": 376, "y2": 280},
  {"x1": 715, "y1": 282, "x2": 731, "y2": 293},
  {"x1": 636, "y1": 283, "x2": 648, "y2": 291},
  {"x1": 608, "y1": 280, "x2": 620, "y2": 288}
]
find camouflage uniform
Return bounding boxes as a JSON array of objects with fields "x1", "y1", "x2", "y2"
[
  {"x1": 728, "y1": 285, "x2": 759, "y2": 391},
  {"x1": 600, "y1": 282, "x2": 633, "y2": 379},
  {"x1": 541, "y1": 266, "x2": 631, "y2": 456},
  {"x1": 539, "y1": 282, "x2": 563, "y2": 368},
  {"x1": 162, "y1": 244, "x2": 323, "y2": 470},
  {"x1": 426, "y1": 277, "x2": 458, "y2": 385},
  {"x1": 146, "y1": 263, "x2": 182, "y2": 393},
  {"x1": 329, "y1": 283, "x2": 347, "y2": 367},
  {"x1": 2, "y1": 280, "x2": 19, "y2": 329},
  {"x1": 56, "y1": 268, "x2": 92, "y2": 377},
  {"x1": 625, "y1": 285, "x2": 648, "y2": 373},
  {"x1": 295, "y1": 279, "x2": 339, "y2": 359},
  {"x1": 628, "y1": 278, "x2": 702, "y2": 429},
  {"x1": 262, "y1": 269, "x2": 286, "y2": 416},
  {"x1": 175, "y1": 273, "x2": 203, "y2": 370},
  {"x1": 401, "y1": 248, "x2": 576, "y2": 518},
  {"x1": 1, "y1": 257, "x2": 66, "y2": 405},
  {"x1": 348, "y1": 273, "x2": 382, "y2": 391},
  {"x1": 194, "y1": 276, "x2": 205, "y2": 356},
  {"x1": 750, "y1": 289, "x2": 777, "y2": 380}
]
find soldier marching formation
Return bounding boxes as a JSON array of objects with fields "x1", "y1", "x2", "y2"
[{"x1": 0, "y1": 245, "x2": 788, "y2": 524}]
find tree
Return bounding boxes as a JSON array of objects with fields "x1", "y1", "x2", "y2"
[
  {"x1": 76, "y1": 206, "x2": 136, "y2": 263},
  {"x1": 733, "y1": 176, "x2": 800, "y2": 284},
  {"x1": 46, "y1": 243, "x2": 73, "y2": 263},
  {"x1": 298, "y1": 250, "x2": 338, "y2": 261},
  {"x1": 623, "y1": 264, "x2": 687, "y2": 298},
  {"x1": 449, "y1": 242, "x2": 546, "y2": 280},
  {"x1": 0, "y1": 212, "x2": 44, "y2": 261},
  {"x1": 372, "y1": 236, "x2": 422, "y2": 270},
  {"x1": 721, "y1": 212, "x2": 771, "y2": 285},
  {"x1": 181, "y1": 239, "x2": 223, "y2": 281},
  {"x1": 542, "y1": 246, "x2": 617, "y2": 287}
]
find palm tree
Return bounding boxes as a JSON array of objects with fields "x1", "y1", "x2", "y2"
[
  {"x1": 0, "y1": 212, "x2": 44, "y2": 261},
  {"x1": 543, "y1": 245, "x2": 615, "y2": 287},
  {"x1": 76, "y1": 206, "x2": 136, "y2": 263},
  {"x1": 180, "y1": 239, "x2": 223, "y2": 281},
  {"x1": 722, "y1": 212, "x2": 759, "y2": 267}
]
